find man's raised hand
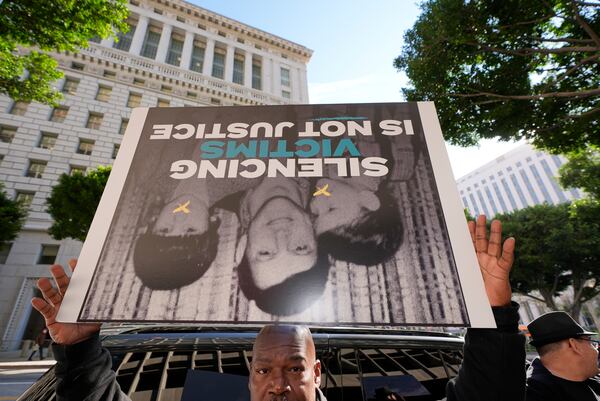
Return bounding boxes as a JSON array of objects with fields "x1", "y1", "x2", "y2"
[
  {"x1": 31, "y1": 259, "x2": 101, "y2": 345},
  {"x1": 468, "y1": 215, "x2": 515, "y2": 307}
]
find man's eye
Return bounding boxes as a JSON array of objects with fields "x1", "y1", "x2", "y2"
[
  {"x1": 289, "y1": 366, "x2": 304, "y2": 373},
  {"x1": 256, "y1": 368, "x2": 268, "y2": 375}
]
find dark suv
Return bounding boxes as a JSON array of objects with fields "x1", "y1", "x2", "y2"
[{"x1": 18, "y1": 325, "x2": 464, "y2": 401}]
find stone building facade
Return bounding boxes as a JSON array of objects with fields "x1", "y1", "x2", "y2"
[{"x1": 0, "y1": 0, "x2": 312, "y2": 351}]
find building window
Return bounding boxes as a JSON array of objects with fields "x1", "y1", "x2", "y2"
[
  {"x1": 157, "y1": 98, "x2": 170, "y2": 107},
  {"x1": 530, "y1": 165, "x2": 554, "y2": 204},
  {"x1": 16, "y1": 191, "x2": 35, "y2": 208},
  {"x1": 114, "y1": 23, "x2": 135, "y2": 51},
  {"x1": 38, "y1": 132, "x2": 58, "y2": 150},
  {"x1": 89, "y1": 35, "x2": 101, "y2": 43},
  {"x1": 133, "y1": 78, "x2": 145, "y2": 87},
  {"x1": 62, "y1": 77, "x2": 79, "y2": 95},
  {"x1": 166, "y1": 36, "x2": 184, "y2": 66},
  {"x1": 119, "y1": 119, "x2": 129, "y2": 135},
  {"x1": 0, "y1": 243, "x2": 12, "y2": 264},
  {"x1": 9, "y1": 101, "x2": 29, "y2": 116},
  {"x1": 103, "y1": 70, "x2": 116, "y2": 78},
  {"x1": 212, "y1": 50, "x2": 225, "y2": 79},
  {"x1": 141, "y1": 28, "x2": 161, "y2": 59},
  {"x1": 112, "y1": 144, "x2": 120, "y2": 159},
  {"x1": 186, "y1": 91, "x2": 197, "y2": 99},
  {"x1": 127, "y1": 92, "x2": 142, "y2": 108},
  {"x1": 500, "y1": 178, "x2": 518, "y2": 210},
  {"x1": 519, "y1": 169, "x2": 540, "y2": 204},
  {"x1": 280, "y1": 67, "x2": 290, "y2": 87},
  {"x1": 540, "y1": 159, "x2": 568, "y2": 203},
  {"x1": 282, "y1": 90, "x2": 291, "y2": 99},
  {"x1": 160, "y1": 85, "x2": 172, "y2": 93},
  {"x1": 38, "y1": 244, "x2": 59, "y2": 265},
  {"x1": 0, "y1": 125, "x2": 17, "y2": 143},
  {"x1": 190, "y1": 44, "x2": 205, "y2": 72},
  {"x1": 211, "y1": 98, "x2": 221, "y2": 105},
  {"x1": 77, "y1": 139, "x2": 95, "y2": 155},
  {"x1": 95, "y1": 85, "x2": 112, "y2": 102},
  {"x1": 50, "y1": 106, "x2": 69, "y2": 122},
  {"x1": 232, "y1": 56, "x2": 244, "y2": 85},
  {"x1": 176, "y1": 16, "x2": 185, "y2": 23},
  {"x1": 252, "y1": 61, "x2": 262, "y2": 90},
  {"x1": 509, "y1": 174, "x2": 528, "y2": 207},
  {"x1": 26, "y1": 160, "x2": 46, "y2": 178},
  {"x1": 491, "y1": 182, "x2": 509, "y2": 213},
  {"x1": 71, "y1": 62, "x2": 85, "y2": 71},
  {"x1": 70, "y1": 165, "x2": 86, "y2": 175},
  {"x1": 86, "y1": 112, "x2": 104, "y2": 130}
]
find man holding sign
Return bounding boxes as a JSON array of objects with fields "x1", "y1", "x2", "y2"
[{"x1": 32, "y1": 216, "x2": 526, "y2": 401}]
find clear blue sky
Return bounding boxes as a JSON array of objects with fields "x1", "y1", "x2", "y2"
[{"x1": 189, "y1": 1, "x2": 523, "y2": 178}]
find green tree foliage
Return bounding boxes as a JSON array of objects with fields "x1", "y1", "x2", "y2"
[
  {"x1": 0, "y1": 183, "x2": 27, "y2": 248},
  {"x1": 47, "y1": 167, "x2": 111, "y2": 242},
  {"x1": 0, "y1": 0, "x2": 129, "y2": 105},
  {"x1": 395, "y1": 0, "x2": 600, "y2": 153},
  {"x1": 498, "y1": 202, "x2": 600, "y2": 322},
  {"x1": 559, "y1": 145, "x2": 600, "y2": 200}
]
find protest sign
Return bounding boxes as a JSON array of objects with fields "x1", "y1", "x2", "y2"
[{"x1": 58, "y1": 102, "x2": 494, "y2": 327}]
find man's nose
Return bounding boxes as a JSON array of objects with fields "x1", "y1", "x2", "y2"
[
  {"x1": 270, "y1": 371, "x2": 290, "y2": 395},
  {"x1": 274, "y1": 226, "x2": 290, "y2": 247}
]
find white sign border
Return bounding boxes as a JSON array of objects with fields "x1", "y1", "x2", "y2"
[
  {"x1": 418, "y1": 101, "x2": 495, "y2": 328},
  {"x1": 57, "y1": 107, "x2": 149, "y2": 322}
]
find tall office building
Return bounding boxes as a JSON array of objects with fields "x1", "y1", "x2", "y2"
[
  {"x1": 456, "y1": 144, "x2": 598, "y2": 329},
  {"x1": 0, "y1": 0, "x2": 312, "y2": 351},
  {"x1": 456, "y1": 144, "x2": 583, "y2": 218}
]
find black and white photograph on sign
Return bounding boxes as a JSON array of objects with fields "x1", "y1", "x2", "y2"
[{"x1": 58, "y1": 102, "x2": 493, "y2": 327}]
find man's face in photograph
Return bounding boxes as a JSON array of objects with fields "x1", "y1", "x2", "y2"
[{"x1": 246, "y1": 197, "x2": 316, "y2": 290}]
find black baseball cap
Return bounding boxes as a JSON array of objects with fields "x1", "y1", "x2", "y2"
[{"x1": 528, "y1": 311, "x2": 597, "y2": 347}]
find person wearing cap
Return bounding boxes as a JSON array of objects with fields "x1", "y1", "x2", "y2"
[{"x1": 526, "y1": 311, "x2": 600, "y2": 400}]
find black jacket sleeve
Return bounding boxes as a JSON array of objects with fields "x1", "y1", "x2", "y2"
[
  {"x1": 445, "y1": 302, "x2": 526, "y2": 401},
  {"x1": 52, "y1": 333, "x2": 130, "y2": 401}
]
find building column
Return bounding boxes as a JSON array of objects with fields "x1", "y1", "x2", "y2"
[
  {"x1": 224, "y1": 45, "x2": 235, "y2": 82},
  {"x1": 155, "y1": 23, "x2": 173, "y2": 63},
  {"x1": 202, "y1": 38, "x2": 215, "y2": 76},
  {"x1": 244, "y1": 50, "x2": 253, "y2": 88},
  {"x1": 129, "y1": 15, "x2": 149, "y2": 55},
  {"x1": 262, "y1": 56, "x2": 272, "y2": 93},
  {"x1": 291, "y1": 67, "x2": 301, "y2": 102},
  {"x1": 299, "y1": 68, "x2": 309, "y2": 103},
  {"x1": 180, "y1": 31, "x2": 195, "y2": 70},
  {"x1": 272, "y1": 61, "x2": 282, "y2": 97}
]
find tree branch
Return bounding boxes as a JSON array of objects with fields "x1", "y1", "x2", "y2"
[
  {"x1": 451, "y1": 87, "x2": 600, "y2": 100},
  {"x1": 569, "y1": 0, "x2": 600, "y2": 48},
  {"x1": 531, "y1": 36, "x2": 595, "y2": 44},
  {"x1": 521, "y1": 293, "x2": 548, "y2": 303},
  {"x1": 540, "y1": 53, "x2": 600, "y2": 91},
  {"x1": 469, "y1": 42, "x2": 600, "y2": 56},
  {"x1": 566, "y1": 107, "x2": 600, "y2": 119},
  {"x1": 494, "y1": 13, "x2": 556, "y2": 30}
]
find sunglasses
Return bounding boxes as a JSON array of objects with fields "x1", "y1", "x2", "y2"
[{"x1": 577, "y1": 337, "x2": 600, "y2": 349}]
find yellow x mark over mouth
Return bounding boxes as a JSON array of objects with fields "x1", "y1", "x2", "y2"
[
  {"x1": 172, "y1": 200, "x2": 191, "y2": 214},
  {"x1": 313, "y1": 184, "x2": 331, "y2": 197}
]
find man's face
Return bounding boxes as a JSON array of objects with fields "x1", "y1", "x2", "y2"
[
  {"x1": 575, "y1": 336, "x2": 600, "y2": 377},
  {"x1": 249, "y1": 329, "x2": 321, "y2": 401},
  {"x1": 246, "y1": 197, "x2": 316, "y2": 290}
]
